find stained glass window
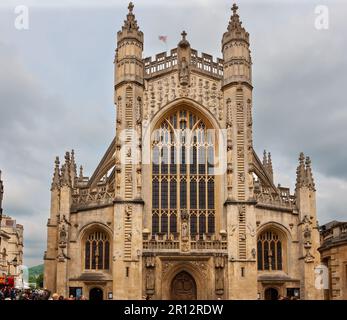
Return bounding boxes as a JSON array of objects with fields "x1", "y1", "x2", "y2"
[
  {"x1": 257, "y1": 231, "x2": 283, "y2": 271},
  {"x1": 151, "y1": 109, "x2": 215, "y2": 236},
  {"x1": 84, "y1": 231, "x2": 110, "y2": 270}
]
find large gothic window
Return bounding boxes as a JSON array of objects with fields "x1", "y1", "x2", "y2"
[
  {"x1": 84, "y1": 231, "x2": 110, "y2": 270},
  {"x1": 151, "y1": 109, "x2": 215, "y2": 237},
  {"x1": 257, "y1": 230, "x2": 283, "y2": 271}
]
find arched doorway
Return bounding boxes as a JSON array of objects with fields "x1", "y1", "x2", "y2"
[
  {"x1": 89, "y1": 287, "x2": 103, "y2": 300},
  {"x1": 264, "y1": 287, "x2": 279, "y2": 300},
  {"x1": 170, "y1": 271, "x2": 197, "y2": 300}
]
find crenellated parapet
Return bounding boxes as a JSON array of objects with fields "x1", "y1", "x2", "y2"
[{"x1": 144, "y1": 48, "x2": 223, "y2": 80}]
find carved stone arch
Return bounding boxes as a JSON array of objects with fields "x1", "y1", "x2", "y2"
[
  {"x1": 78, "y1": 222, "x2": 113, "y2": 243},
  {"x1": 142, "y1": 97, "x2": 224, "y2": 167},
  {"x1": 263, "y1": 285, "x2": 281, "y2": 300},
  {"x1": 257, "y1": 221, "x2": 292, "y2": 242},
  {"x1": 161, "y1": 261, "x2": 207, "y2": 300},
  {"x1": 257, "y1": 221, "x2": 290, "y2": 273},
  {"x1": 79, "y1": 222, "x2": 113, "y2": 273},
  {"x1": 88, "y1": 285, "x2": 105, "y2": 300},
  {"x1": 149, "y1": 97, "x2": 221, "y2": 133},
  {"x1": 142, "y1": 97, "x2": 226, "y2": 240}
]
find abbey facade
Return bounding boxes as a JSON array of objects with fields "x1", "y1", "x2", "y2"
[{"x1": 43, "y1": 3, "x2": 323, "y2": 300}]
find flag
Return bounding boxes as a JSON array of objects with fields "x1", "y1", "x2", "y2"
[{"x1": 158, "y1": 35, "x2": 167, "y2": 44}]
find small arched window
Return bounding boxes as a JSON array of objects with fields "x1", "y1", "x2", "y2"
[
  {"x1": 85, "y1": 230, "x2": 110, "y2": 270},
  {"x1": 257, "y1": 230, "x2": 283, "y2": 271}
]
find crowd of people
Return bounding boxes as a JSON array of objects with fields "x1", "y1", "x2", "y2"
[
  {"x1": 0, "y1": 286, "x2": 87, "y2": 300},
  {"x1": 277, "y1": 295, "x2": 300, "y2": 300}
]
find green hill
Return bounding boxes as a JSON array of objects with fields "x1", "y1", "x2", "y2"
[
  {"x1": 28, "y1": 264, "x2": 44, "y2": 278},
  {"x1": 28, "y1": 264, "x2": 44, "y2": 288}
]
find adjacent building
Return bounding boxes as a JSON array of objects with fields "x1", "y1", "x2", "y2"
[
  {"x1": 0, "y1": 171, "x2": 24, "y2": 287},
  {"x1": 44, "y1": 3, "x2": 323, "y2": 300},
  {"x1": 319, "y1": 221, "x2": 347, "y2": 300}
]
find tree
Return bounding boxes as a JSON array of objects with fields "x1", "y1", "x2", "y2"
[{"x1": 36, "y1": 273, "x2": 43, "y2": 288}]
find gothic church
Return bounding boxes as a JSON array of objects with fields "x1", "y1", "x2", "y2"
[{"x1": 44, "y1": 3, "x2": 323, "y2": 300}]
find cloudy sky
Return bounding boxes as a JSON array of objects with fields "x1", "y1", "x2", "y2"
[{"x1": 0, "y1": 0, "x2": 346, "y2": 267}]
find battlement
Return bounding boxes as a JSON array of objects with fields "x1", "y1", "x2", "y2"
[{"x1": 143, "y1": 48, "x2": 224, "y2": 80}]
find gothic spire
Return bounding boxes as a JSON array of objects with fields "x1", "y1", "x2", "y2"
[
  {"x1": 305, "y1": 156, "x2": 316, "y2": 191},
  {"x1": 79, "y1": 165, "x2": 84, "y2": 181},
  {"x1": 70, "y1": 149, "x2": 77, "y2": 185},
  {"x1": 122, "y1": 2, "x2": 139, "y2": 32},
  {"x1": 51, "y1": 156, "x2": 60, "y2": 191},
  {"x1": 296, "y1": 152, "x2": 306, "y2": 190},
  {"x1": 223, "y1": 3, "x2": 249, "y2": 44},
  {"x1": 117, "y1": 2, "x2": 143, "y2": 47},
  {"x1": 263, "y1": 150, "x2": 267, "y2": 166},
  {"x1": 268, "y1": 152, "x2": 274, "y2": 182},
  {"x1": 61, "y1": 152, "x2": 71, "y2": 187}
]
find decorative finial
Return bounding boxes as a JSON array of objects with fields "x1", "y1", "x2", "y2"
[
  {"x1": 51, "y1": 156, "x2": 61, "y2": 191},
  {"x1": 79, "y1": 165, "x2": 83, "y2": 180},
  {"x1": 263, "y1": 150, "x2": 267, "y2": 165},
  {"x1": 178, "y1": 30, "x2": 190, "y2": 48},
  {"x1": 305, "y1": 156, "x2": 316, "y2": 191},
  {"x1": 224, "y1": 2, "x2": 249, "y2": 43},
  {"x1": 268, "y1": 152, "x2": 274, "y2": 182},
  {"x1": 128, "y1": 2, "x2": 134, "y2": 13},
  {"x1": 296, "y1": 152, "x2": 307, "y2": 190},
  {"x1": 181, "y1": 30, "x2": 187, "y2": 40},
  {"x1": 232, "y1": 3, "x2": 239, "y2": 15},
  {"x1": 268, "y1": 152, "x2": 272, "y2": 163},
  {"x1": 121, "y1": 1, "x2": 139, "y2": 32},
  {"x1": 61, "y1": 152, "x2": 71, "y2": 187}
]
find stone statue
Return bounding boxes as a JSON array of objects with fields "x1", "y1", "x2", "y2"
[
  {"x1": 182, "y1": 221, "x2": 188, "y2": 239},
  {"x1": 248, "y1": 172, "x2": 254, "y2": 189},
  {"x1": 146, "y1": 269, "x2": 155, "y2": 293},
  {"x1": 136, "y1": 169, "x2": 142, "y2": 196},
  {"x1": 180, "y1": 57, "x2": 189, "y2": 85},
  {"x1": 215, "y1": 268, "x2": 224, "y2": 295},
  {"x1": 116, "y1": 171, "x2": 121, "y2": 194},
  {"x1": 115, "y1": 148, "x2": 120, "y2": 165},
  {"x1": 59, "y1": 224, "x2": 67, "y2": 248},
  {"x1": 304, "y1": 225, "x2": 312, "y2": 242},
  {"x1": 227, "y1": 125, "x2": 232, "y2": 142},
  {"x1": 227, "y1": 148, "x2": 232, "y2": 164},
  {"x1": 136, "y1": 97, "x2": 142, "y2": 124},
  {"x1": 116, "y1": 97, "x2": 122, "y2": 124}
]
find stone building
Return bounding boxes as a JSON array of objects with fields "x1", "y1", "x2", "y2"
[
  {"x1": 0, "y1": 170, "x2": 5, "y2": 275},
  {"x1": 43, "y1": 3, "x2": 323, "y2": 300},
  {"x1": 0, "y1": 172, "x2": 24, "y2": 285},
  {"x1": 319, "y1": 221, "x2": 347, "y2": 300},
  {"x1": 0, "y1": 216, "x2": 24, "y2": 280}
]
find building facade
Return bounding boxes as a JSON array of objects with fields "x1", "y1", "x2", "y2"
[
  {"x1": 319, "y1": 221, "x2": 347, "y2": 300},
  {"x1": 44, "y1": 3, "x2": 323, "y2": 300},
  {"x1": 0, "y1": 172, "x2": 24, "y2": 287}
]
